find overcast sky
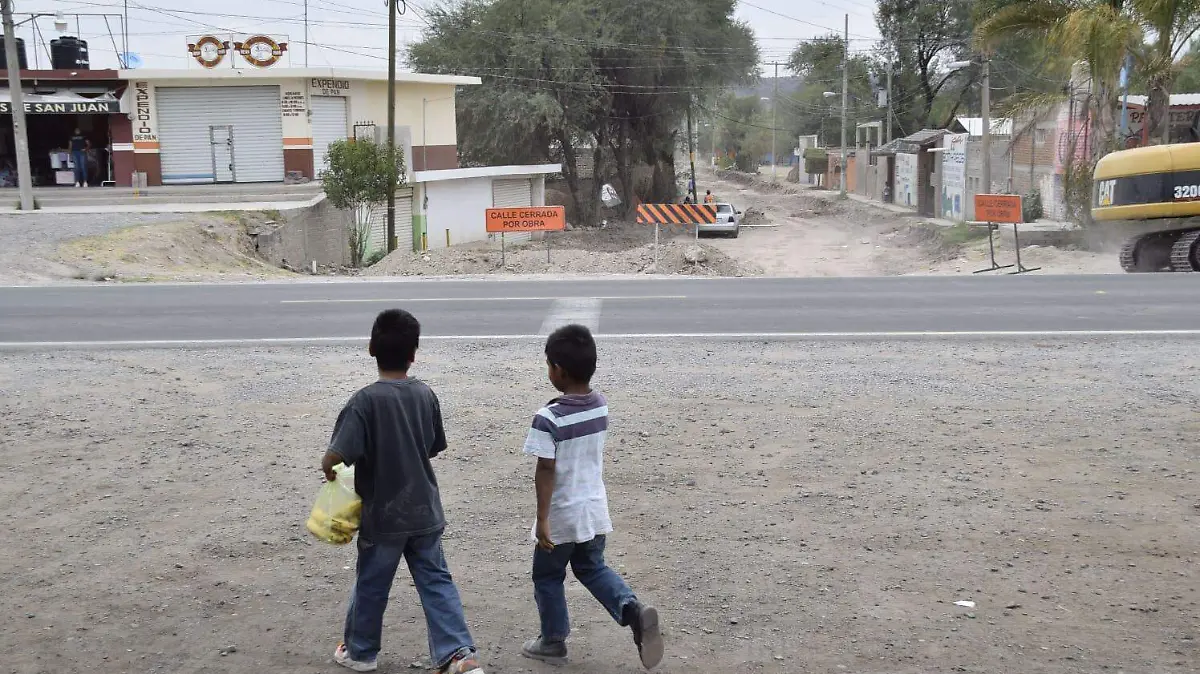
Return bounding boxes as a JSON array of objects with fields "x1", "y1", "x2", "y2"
[{"x1": 21, "y1": 0, "x2": 881, "y2": 73}]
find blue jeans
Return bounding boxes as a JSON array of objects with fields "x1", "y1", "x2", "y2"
[
  {"x1": 532, "y1": 534, "x2": 637, "y2": 641},
  {"x1": 343, "y1": 530, "x2": 475, "y2": 666},
  {"x1": 71, "y1": 150, "x2": 88, "y2": 186}
]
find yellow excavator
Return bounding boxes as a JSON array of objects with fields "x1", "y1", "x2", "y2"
[{"x1": 1093, "y1": 143, "x2": 1200, "y2": 272}]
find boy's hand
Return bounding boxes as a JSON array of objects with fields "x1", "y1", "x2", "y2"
[
  {"x1": 321, "y1": 450, "x2": 342, "y2": 483},
  {"x1": 536, "y1": 519, "x2": 555, "y2": 551}
]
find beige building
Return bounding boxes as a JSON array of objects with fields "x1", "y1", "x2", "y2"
[{"x1": 115, "y1": 67, "x2": 478, "y2": 186}]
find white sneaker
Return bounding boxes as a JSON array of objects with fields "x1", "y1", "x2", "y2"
[{"x1": 334, "y1": 643, "x2": 378, "y2": 672}]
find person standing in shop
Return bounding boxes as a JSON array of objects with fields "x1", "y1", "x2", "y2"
[{"x1": 70, "y1": 128, "x2": 90, "y2": 188}]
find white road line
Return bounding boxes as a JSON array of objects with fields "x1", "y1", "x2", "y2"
[
  {"x1": 539, "y1": 298, "x2": 603, "y2": 335},
  {"x1": 279, "y1": 295, "x2": 685, "y2": 304},
  {"x1": 4, "y1": 329, "x2": 1200, "y2": 349}
]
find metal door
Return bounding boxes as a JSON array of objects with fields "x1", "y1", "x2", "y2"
[{"x1": 210, "y1": 126, "x2": 234, "y2": 183}]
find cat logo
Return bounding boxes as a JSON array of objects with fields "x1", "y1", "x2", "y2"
[
  {"x1": 235, "y1": 35, "x2": 288, "y2": 68},
  {"x1": 187, "y1": 35, "x2": 228, "y2": 69},
  {"x1": 1097, "y1": 179, "x2": 1116, "y2": 207}
]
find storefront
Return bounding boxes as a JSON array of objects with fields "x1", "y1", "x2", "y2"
[
  {"x1": 0, "y1": 74, "x2": 125, "y2": 187},
  {"x1": 116, "y1": 68, "x2": 479, "y2": 188}
]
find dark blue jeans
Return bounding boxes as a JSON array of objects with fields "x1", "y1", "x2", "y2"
[
  {"x1": 71, "y1": 150, "x2": 87, "y2": 186},
  {"x1": 343, "y1": 530, "x2": 475, "y2": 667},
  {"x1": 532, "y1": 534, "x2": 637, "y2": 641}
]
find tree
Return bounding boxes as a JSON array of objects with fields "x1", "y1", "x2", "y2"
[
  {"x1": 711, "y1": 94, "x2": 770, "y2": 171},
  {"x1": 785, "y1": 34, "x2": 878, "y2": 146},
  {"x1": 408, "y1": 0, "x2": 757, "y2": 220},
  {"x1": 876, "y1": 0, "x2": 974, "y2": 133},
  {"x1": 320, "y1": 139, "x2": 406, "y2": 267},
  {"x1": 1129, "y1": 0, "x2": 1200, "y2": 143},
  {"x1": 975, "y1": 0, "x2": 1141, "y2": 158}
]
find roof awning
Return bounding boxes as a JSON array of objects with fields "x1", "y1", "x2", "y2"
[{"x1": 0, "y1": 90, "x2": 122, "y2": 114}]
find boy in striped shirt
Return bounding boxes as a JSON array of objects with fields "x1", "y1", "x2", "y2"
[{"x1": 520, "y1": 324, "x2": 664, "y2": 670}]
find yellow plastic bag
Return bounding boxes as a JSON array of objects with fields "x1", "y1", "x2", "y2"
[{"x1": 306, "y1": 463, "x2": 361, "y2": 545}]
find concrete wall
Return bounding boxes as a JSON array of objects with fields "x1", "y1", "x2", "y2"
[
  {"x1": 351, "y1": 80, "x2": 459, "y2": 171},
  {"x1": 424, "y1": 176, "x2": 495, "y2": 249},
  {"x1": 895, "y1": 152, "x2": 918, "y2": 210},
  {"x1": 939, "y1": 133, "x2": 968, "y2": 222},
  {"x1": 964, "y1": 137, "x2": 1014, "y2": 220},
  {"x1": 254, "y1": 199, "x2": 352, "y2": 268}
]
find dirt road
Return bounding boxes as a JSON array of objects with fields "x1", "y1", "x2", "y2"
[
  {"x1": 697, "y1": 169, "x2": 1119, "y2": 276},
  {"x1": 2, "y1": 339, "x2": 1196, "y2": 674}
]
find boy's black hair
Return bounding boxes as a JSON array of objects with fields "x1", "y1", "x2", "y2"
[
  {"x1": 370, "y1": 309, "x2": 420, "y2": 371},
  {"x1": 545, "y1": 324, "x2": 597, "y2": 383}
]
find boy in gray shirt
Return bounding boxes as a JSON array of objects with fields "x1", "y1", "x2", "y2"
[{"x1": 321, "y1": 309, "x2": 484, "y2": 674}]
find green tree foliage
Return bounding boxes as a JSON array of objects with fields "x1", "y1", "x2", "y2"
[
  {"x1": 708, "y1": 94, "x2": 771, "y2": 171},
  {"x1": 876, "y1": 0, "x2": 974, "y2": 133},
  {"x1": 783, "y1": 34, "x2": 877, "y2": 147},
  {"x1": 320, "y1": 139, "x2": 407, "y2": 267},
  {"x1": 408, "y1": 0, "x2": 758, "y2": 220}
]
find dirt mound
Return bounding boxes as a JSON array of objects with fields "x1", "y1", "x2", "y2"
[
  {"x1": 740, "y1": 207, "x2": 769, "y2": 227},
  {"x1": 56, "y1": 212, "x2": 294, "y2": 282},
  {"x1": 366, "y1": 223, "x2": 757, "y2": 278}
]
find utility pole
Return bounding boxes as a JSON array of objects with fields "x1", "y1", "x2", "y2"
[
  {"x1": 304, "y1": 0, "x2": 308, "y2": 67},
  {"x1": 385, "y1": 0, "x2": 397, "y2": 252},
  {"x1": 981, "y1": 55, "x2": 991, "y2": 194},
  {"x1": 839, "y1": 13, "x2": 848, "y2": 198},
  {"x1": 772, "y1": 61, "x2": 779, "y2": 182},
  {"x1": 885, "y1": 60, "x2": 893, "y2": 143},
  {"x1": 686, "y1": 98, "x2": 697, "y2": 203},
  {"x1": 3, "y1": 0, "x2": 33, "y2": 211}
]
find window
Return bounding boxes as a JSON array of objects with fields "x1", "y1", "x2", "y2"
[{"x1": 716, "y1": 204, "x2": 733, "y2": 214}]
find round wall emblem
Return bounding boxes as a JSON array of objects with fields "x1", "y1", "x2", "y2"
[
  {"x1": 236, "y1": 36, "x2": 288, "y2": 68},
  {"x1": 187, "y1": 35, "x2": 228, "y2": 69}
]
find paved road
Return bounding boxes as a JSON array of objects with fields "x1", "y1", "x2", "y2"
[{"x1": 2, "y1": 274, "x2": 1200, "y2": 348}]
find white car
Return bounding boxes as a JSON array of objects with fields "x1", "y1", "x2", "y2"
[{"x1": 698, "y1": 202, "x2": 741, "y2": 238}]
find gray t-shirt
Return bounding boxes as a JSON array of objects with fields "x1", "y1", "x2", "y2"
[{"x1": 328, "y1": 378, "x2": 448, "y2": 542}]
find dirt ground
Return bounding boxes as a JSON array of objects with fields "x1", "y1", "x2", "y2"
[
  {"x1": 2, "y1": 339, "x2": 1197, "y2": 674},
  {"x1": 699, "y1": 169, "x2": 1120, "y2": 277},
  {"x1": 366, "y1": 168, "x2": 1119, "y2": 281},
  {"x1": 54, "y1": 213, "x2": 295, "y2": 283},
  {"x1": 367, "y1": 220, "x2": 756, "y2": 277}
]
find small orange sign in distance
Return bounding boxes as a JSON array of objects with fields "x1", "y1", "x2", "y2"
[
  {"x1": 485, "y1": 206, "x2": 567, "y2": 233},
  {"x1": 974, "y1": 194, "x2": 1023, "y2": 224}
]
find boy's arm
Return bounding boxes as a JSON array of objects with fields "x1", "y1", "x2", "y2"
[
  {"x1": 321, "y1": 449, "x2": 343, "y2": 483},
  {"x1": 324, "y1": 398, "x2": 367, "y2": 481},
  {"x1": 429, "y1": 391, "x2": 448, "y2": 459},
  {"x1": 523, "y1": 410, "x2": 558, "y2": 550},
  {"x1": 534, "y1": 458, "x2": 556, "y2": 551}
]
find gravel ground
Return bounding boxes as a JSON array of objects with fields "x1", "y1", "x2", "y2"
[
  {"x1": 2, "y1": 339, "x2": 1197, "y2": 674},
  {"x1": 0, "y1": 213, "x2": 182, "y2": 284}
]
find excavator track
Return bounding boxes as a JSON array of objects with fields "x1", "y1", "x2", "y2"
[
  {"x1": 1119, "y1": 238, "x2": 1140, "y2": 272},
  {"x1": 1170, "y1": 229, "x2": 1200, "y2": 272},
  {"x1": 1120, "y1": 231, "x2": 1184, "y2": 272}
]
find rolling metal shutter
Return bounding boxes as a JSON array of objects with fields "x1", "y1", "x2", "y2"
[
  {"x1": 492, "y1": 178, "x2": 533, "y2": 242},
  {"x1": 156, "y1": 86, "x2": 284, "y2": 184},
  {"x1": 368, "y1": 188, "x2": 415, "y2": 255},
  {"x1": 310, "y1": 96, "x2": 348, "y2": 176}
]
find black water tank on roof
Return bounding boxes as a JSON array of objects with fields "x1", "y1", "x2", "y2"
[
  {"x1": 0, "y1": 37, "x2": 29, "y2": 70},
  {"x1": 50, "y1": 36, "x2": 89, "y2": 70}
]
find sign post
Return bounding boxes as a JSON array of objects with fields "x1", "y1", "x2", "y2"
[
  {"x1": 485, "y1": 206, "x2": 567, "y2": 268},
  {"x1": 971, "y1": 194, "x2": 1039, "y2": 275},
  {"x1": 634, "y1": 203, "x2": 717, "y2": 272}
]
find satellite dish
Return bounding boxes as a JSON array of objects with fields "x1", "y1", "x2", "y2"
[{"x1": 121, "y1": 52, "x2": 143, "y2": 69}]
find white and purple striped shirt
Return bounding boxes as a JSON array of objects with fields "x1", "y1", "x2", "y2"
[{"x1": 523, "y1": 391, "x2": 614, "y2": 545}]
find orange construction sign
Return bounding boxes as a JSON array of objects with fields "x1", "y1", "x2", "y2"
[
  {"x1": 974, "y1": 194, "x2": 1023, "y2": 223},
  {"x1": 485, "y1": 206, "x2": 566, "y2": 233},
  {"x1": 635, "y1": 203, "x2": 717, "y2": 225}
]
